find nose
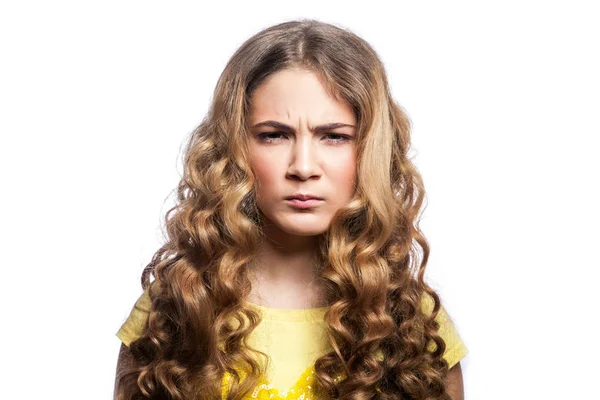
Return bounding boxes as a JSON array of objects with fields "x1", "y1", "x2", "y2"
[{"x1": 286, "y1": 135, "x2": 321, "y2": 181}]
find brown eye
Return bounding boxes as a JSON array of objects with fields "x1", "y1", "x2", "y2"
[
  {"x1": 258, "y1": 132, "x2": 287, "y2": 142},
  {"x1": 323, "y1": 133, "x2": 352, "y2": 143}
]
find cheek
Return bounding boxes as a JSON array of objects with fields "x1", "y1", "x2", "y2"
[
  {"x1": 249, "y1": 154, "x2": 279, "y2": 195},
  {"x1": 330, "y1": 151, "x2": 357, "y2": 194}
]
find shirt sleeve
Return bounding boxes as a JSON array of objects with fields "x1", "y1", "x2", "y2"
[
  {"x1": 421, "y1": 293, "x2": 469, "y2": 369},
  {"x1": 116, "y1": 288, "x2": 152, "y2": 347}
]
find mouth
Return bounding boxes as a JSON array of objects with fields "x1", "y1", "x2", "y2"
[
  {"x1": 284, "y1": 193, "x2": 324, "y2": 201},
  {"x1": 286, "y1": 197, "x2": 323, "y2": 208}
]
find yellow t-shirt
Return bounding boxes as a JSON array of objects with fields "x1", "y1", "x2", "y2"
[{"x1": 117, "y1": 289, "x2": 468, "y2": 399}]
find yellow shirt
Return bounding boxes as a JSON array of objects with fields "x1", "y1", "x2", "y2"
[{"x1": 117, "y1": 289, "x2": 468, "y2": 399}]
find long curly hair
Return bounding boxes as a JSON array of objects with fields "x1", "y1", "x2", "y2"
[{"x1": 115, "y1": 19, "x2": 451, "y2": 400}]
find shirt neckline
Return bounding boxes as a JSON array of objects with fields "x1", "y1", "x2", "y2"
[{"x1": 245, "y1": 300, "x2": 329, "y2": 322}]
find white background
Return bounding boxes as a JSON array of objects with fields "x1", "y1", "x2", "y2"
[{"x1": 1, "y1": 1, "x2": 598, "y2": 399}]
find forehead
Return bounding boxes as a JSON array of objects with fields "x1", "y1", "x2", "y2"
[{"x1": 248, "y1": 68, "x2": 355, "y2": 125}]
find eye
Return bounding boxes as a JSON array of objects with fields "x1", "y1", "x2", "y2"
[
  {"x1": 323, "y1": 133, "x2": 352, "y2": 144},
  {"x1": 257, "y1": 132, "x2": 288, "y2": 143}
]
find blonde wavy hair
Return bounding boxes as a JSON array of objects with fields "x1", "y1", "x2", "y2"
[{"x1": 115, "y1": 19, "x2": 451, "y2": 399}]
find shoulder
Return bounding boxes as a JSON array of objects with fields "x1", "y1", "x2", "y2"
[
  {"x1": 116, "y1": 284, "x2": 154, "y2": 347},
  {"x1": 420, "y1": 291, "x2": 468, "y2": 369}
]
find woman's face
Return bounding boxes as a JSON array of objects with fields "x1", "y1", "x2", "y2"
[{"x1": 247, "y1": 68, "x2": 357, "y2": 237}]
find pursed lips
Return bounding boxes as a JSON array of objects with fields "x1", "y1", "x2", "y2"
[{"x1": 284, "y1": 193, "x2": 324, "y2": 201}]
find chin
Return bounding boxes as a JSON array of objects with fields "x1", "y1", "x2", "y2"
[
  {"x1": 284, "y1": 227, "x2": 327, "y2": 237},
  {"x1": 277, "y1": 218, "x2": 331, "y2": 237}
]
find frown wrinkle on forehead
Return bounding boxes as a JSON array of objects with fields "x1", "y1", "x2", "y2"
[
  {"x1": 251, "y1": 120, "x2": 355, "y2": 134},
  {"x1": 248, "y1": 68, "x2": 356, "y2": 130}
]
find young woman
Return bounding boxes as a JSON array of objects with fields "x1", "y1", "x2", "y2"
[{"x1": 114, "y1": 19, "x2": 467, "y2": 400}]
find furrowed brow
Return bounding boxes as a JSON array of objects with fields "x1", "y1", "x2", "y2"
[{"x1": 251, "y1": 120, "x2": 355, "y2": 133}]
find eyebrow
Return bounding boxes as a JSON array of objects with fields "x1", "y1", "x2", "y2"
[{"x1": 250, "y1": 120, "x2": 355, "y2": 133}]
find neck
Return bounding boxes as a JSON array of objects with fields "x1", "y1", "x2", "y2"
[
  {"x1": 254, "y1": 220, "x2": 320, "y2": 282},
  {"x1": 246, "y1": 220, "x2": 327, "y2": 308}
]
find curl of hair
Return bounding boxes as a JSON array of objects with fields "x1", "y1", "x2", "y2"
[{"x1": 115, "y1": 19, "x2": 451, "y2": 400}]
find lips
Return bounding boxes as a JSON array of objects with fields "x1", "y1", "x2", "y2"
[
  {"x1": 286, "y1": 198, "x2": 323, "y2": 209},
  {"x1": 285, "y1": 193, "x2": 324, "y2": 201}
]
